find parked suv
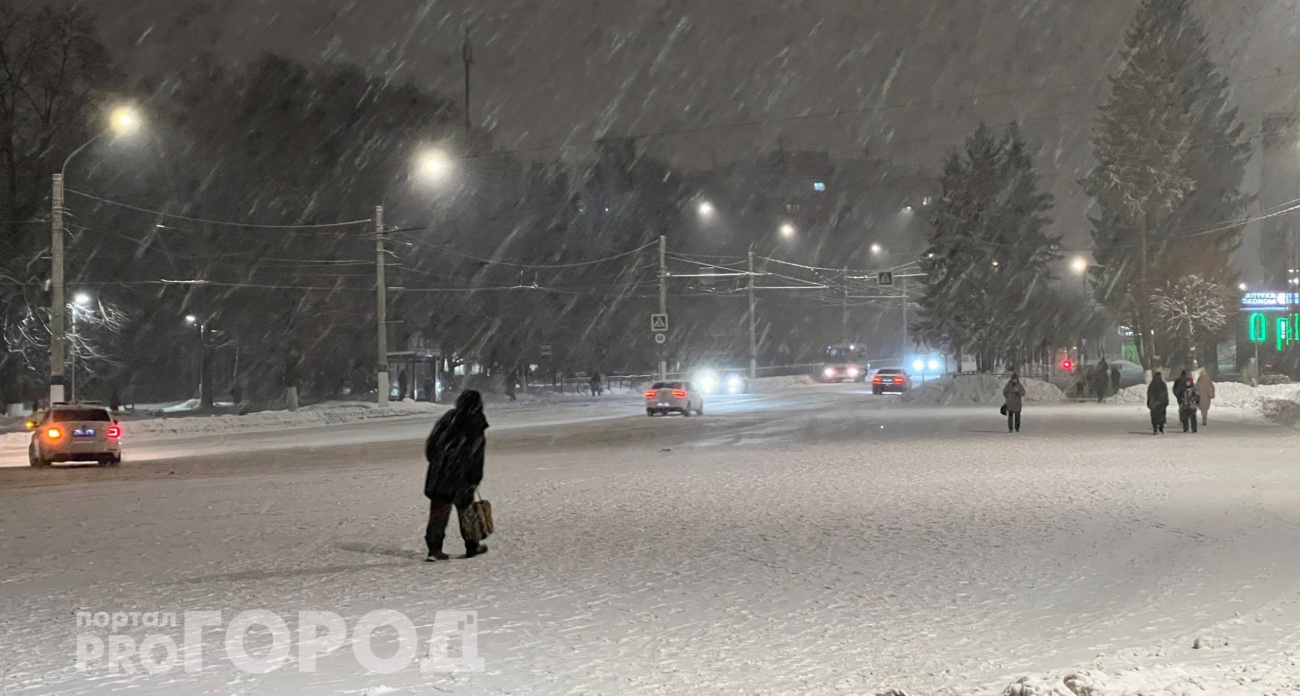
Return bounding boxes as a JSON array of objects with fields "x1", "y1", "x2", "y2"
[{"x1": 28, "y1": 403, "x2": 122, "y2": 468}]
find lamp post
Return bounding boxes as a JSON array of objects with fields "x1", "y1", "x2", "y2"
[
  {"x1": 49, "y1": 105, "x2": 141, "y2": 405},
  {"x1": 185, "y1": 315, "x2": 214, "y2": 410},
  {"x1": 374, "y1": 149, "x2": 453, "y2": 408}
]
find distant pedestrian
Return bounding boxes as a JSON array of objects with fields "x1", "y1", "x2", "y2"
[
  {"x1": 505, "y1": 371, "x2": 517, "y2": 402},
  {"x1": 1003, "y1": 373, "x2": 1026, "y2": 433},
  {"x1": 1171, "y1": 370, "x2": 1189, "y2": 406},
  {"x1": 1094, "y1": 358, "x2": 1111, "y2": 403},
  {"x1": 1147, "y1": 372, "x2": 1169, "y2": 435},
  {"x1": 1110, "y1": 365, "x2": 1122, "y2": 396},
  {"x1": 398, "y1": 370, "x2": 409, "y2": 401},
  {"x1": 423, "y1": 390, "x2": 490, "y2": 561},
  {"x1": 1178, "y1": 374, "x2": 1200, "y2": 434},
  {"x1": 109, "y1": 389, "x2": 122, "y2": 413},
  {"x1": 1196, "y1": 369, "x2": 1215, "y2": 426},
  {"x1": 589, "y1": 372, "x2": 603, "y2": 397}
]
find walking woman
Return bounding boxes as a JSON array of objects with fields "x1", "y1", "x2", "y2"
[
  {"x1": 423, "y1": 390, "x2": 490, "y2": 561},
  {"x1": 1003, "y1": 373, "x2": 1026, "y2": 433},
  {"x1": 1147, "y1": 372, "x2": 1169, "y2": 435}
]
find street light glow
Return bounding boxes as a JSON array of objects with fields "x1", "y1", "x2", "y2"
[
  {"x1": 109, "y1": 106, "x2": 142, "y2": 135},
  {"x1": 73, "y1": 293, "x2": 91, "y2": 306},
  {"x1": 779, "y1": 223, "x2": 796, "y2": 239},
  {"x1": 1070, "y1": 257, "x2": 1088, "y2": 275},
  {"x1": 1239, "y1": 282, "x2": 1248, "y2": 291},
  {"x1": 419, "y1": 149, "x2": 452, "y2": 181},
  {"x1": 185, "y1": 315, "x2": 197, "y2": 324},
  {"x1": 870, "y1": 243, "x2": 883, "y2": 255},
  {"x1": 697, "y1": 201, "x2": 715, "y2": 218}
]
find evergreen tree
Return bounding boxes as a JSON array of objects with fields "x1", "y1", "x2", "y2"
[
  {"x1": 1083, "y1": 0, "x2": 1249, "y2": 369},
  {"x1": 918, "y1": 122, "x2": 1057, "y2": 372}
]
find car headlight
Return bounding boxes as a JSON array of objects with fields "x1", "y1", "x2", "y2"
[
  {"x1": 928, "y1": 359, "x2": 940, "y2": 371},
  {"x1": 912, "y1": 359, "x2": 925, "y2": 371},
  {"x1": 726, "y1": 375, "x2": 743, "y2": 393},
  {"x1": 823, "y1": 367, "x2": 837, "y2": 378},
  {"x1": 697, "y1": 372, "x2": 719, "y2": 394},
  {"x1": 847, "y1": 366, "x2": 860, "y2": 378}
]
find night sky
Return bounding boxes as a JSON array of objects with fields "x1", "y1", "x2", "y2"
[{"x1": 86, "y1": 0, "x2": 1300, "y2": 270}]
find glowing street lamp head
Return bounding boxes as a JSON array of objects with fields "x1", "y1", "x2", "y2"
[
  {"x1": 109, "y1": 106, "x2": 142, "y2": 135},
  {"x1": 779, "y1": 223, "x2": 796, "y2": 239},
  {"x1": 1070, "y1": 257, "x2": 1088, "y2": 275},
  {"x1": 697, "y1": 201, "x2": 715, "y2": 218},
  {"x1": 73, "y1": 293, "x2": 92, "y2": 306},
  {"x1": 185, "y1": 315, "x2": 197, "y2": 325},
  {"x1": 1239, "y1": 282, "x2": 1248, "y2": 291},
  {"x1": 870, "y1": 243, "x2": 883, "y2": 255},
  {"x1": 419, "y1": 149, "x2": 452, "y2": 181}
]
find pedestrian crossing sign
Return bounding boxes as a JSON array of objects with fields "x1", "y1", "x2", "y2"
[
  {"x1": 651, "y1": 313, "x2": 669, "y2": 332},
  {"x1": 877, "y1": 271, "x2": 895, "y2": 287}
]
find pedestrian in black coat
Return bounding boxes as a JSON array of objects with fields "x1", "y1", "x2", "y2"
[
  {"x1": 1147, "y1": 373, "x2": 1169, "y2": 435},
  {"x1": 423, "y1": 390, "x2": 489, "y2": 560},
  {"x1": 1171, "y1": 370, "x2": 1189, "y2": 405}
]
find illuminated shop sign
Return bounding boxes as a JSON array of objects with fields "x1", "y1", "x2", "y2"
[
  {"x1": 1247, "y1": 312, "x2": 1300, "y2": 351},
  {"x1": 1242, "y1": 292, "x2": 1300, "y2": 309}
]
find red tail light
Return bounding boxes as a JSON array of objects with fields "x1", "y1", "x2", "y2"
[
  {"x1": 644, "y1": 390, "x2": 657, "y2": 399},
  {"x1": 894, "y1": 376, "x2": 904, "y2": 384},
  {"x1": 872, "y1": 376, "x2": 882, "y2": 383},
  {"x1": 672, "y1": 389, "x2": 687, "y2": 398},
  {"x1": 46, "y1": 427, "x2": 62, "y2": 440},
  {"x1": 106, "y1": 425, "x2": 121, "y2": 439}
]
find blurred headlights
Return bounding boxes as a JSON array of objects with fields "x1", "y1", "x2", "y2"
[
  {"x1": 726, "y1": 375, "x2": 743, "y2": 393},
  {"x1": 697, "y1": 371, "x2": 719, "y2": 394}
]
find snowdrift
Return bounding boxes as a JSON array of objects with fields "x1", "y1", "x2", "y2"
[
  {"x1": 900, "y1": 374, "x2": 1064, "y2": 406},
  {"x1": 1111, "y1": 380, "x2": 1300, "y2": 411}
]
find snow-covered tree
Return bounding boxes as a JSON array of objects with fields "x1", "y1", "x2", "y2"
[
  {"x1": 918, "y1": 122, "x2": 1057, "y2": 372},
  {"x1": 1083, "y1": 0, "x2": 1249, "y2": 369},
  {"x1": 1151, "y1": 275, "x2": 1232, "y2": 357}
]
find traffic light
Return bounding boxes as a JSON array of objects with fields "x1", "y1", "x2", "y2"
[{"x1": 1061, "y1": 359, "x2": 1074, "y2": 371}]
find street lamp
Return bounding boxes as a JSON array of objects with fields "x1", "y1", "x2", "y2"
[
  {"x1": 184, "y1": 315, "x2": 215, "y2": 409},
  {"x1": 1239, "y1": 282, "x2": 1248, "y2": 292},
  {"x1": 50, "y1": 104, "x2": 143, "y2": 405},
  {"x1": 1070, "y1": 257, "x2": 1088, "y2": 275},
  {"x1": 697, "y1": 201, "x2": 715, "y2": 219},
  {"x1": 779, "y1": 222, "x2": 796, "y2": 239},
  {"x1": 418, "y1": 149, "x2": 451, "y2": 181},
  {"x1": 870, "y1": 243, "x2": 883, "y2": 256}
]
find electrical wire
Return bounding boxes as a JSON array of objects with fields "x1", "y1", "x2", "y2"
[{"x1": 64, "y1": 189, "x2": 372, "y2": 229}]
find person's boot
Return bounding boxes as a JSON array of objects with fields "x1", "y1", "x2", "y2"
[
  {"x1": 425, "y1": 550, "x2": 450, "y2": 562},
  {"x1": 464, "y1": 542, "x2": 488, "y2": 559}
]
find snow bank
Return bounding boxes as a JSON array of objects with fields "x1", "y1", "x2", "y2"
[
  {"x1": 1111, "y1": 380, "x2": 1300, "y2": 410},
  {"x1": 0, "y1": 401, "x2": 450, "y2": 450},
  {"x1": 899, "y1": 374, "x2": 1064, "y2": 406},
  {"x1": 976, "y1": 662, "x2": 1300, "y2": 695}
]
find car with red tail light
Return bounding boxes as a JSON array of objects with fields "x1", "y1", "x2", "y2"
[{"x1": 27, "y1": 403, "x2": 122, "y2": 468}]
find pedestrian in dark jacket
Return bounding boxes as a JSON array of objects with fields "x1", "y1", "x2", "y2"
[
  {"x1": 1147, "y1": 373, "x2": 1169, "y2": 435},
  {"x1": 1177, "y1": 374, "x2": 1200, "y2": 433},
  {"x1": 423, "y1": 390, "x2": 489, "y2": 561},
  {"x1": 1171, "y1": 370, "x2": 1189, "y2": 404},
  {"x1": 1003, "y1": 373, "x2": 1026, "y2": 433},
  {"x1": 1110, "y1": 365, "x2": 1122, "y2": 396},
  {"x1": 1094, "y1": 358, "x2": 1110, "y2": 402}
]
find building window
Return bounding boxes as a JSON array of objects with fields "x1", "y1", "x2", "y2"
[{"x1": 785, "y1": 203, "x2": 802, "y2": 215}]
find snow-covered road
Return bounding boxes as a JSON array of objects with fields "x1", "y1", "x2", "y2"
[{"x1": 3, "y1": 385, "x2": 1300, "y2": 695}]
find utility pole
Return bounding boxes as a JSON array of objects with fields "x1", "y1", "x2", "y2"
[
  {"x1": 375, "y1": 206, "x2": 389, "y2": 407},
  {"x1": 199, "y1": 321, "x2": 214, "y2": 410},
  {"x1": 50, "y1": 174, "x2": 66, "y2": 405},
  {"x1": 748, "y1": 249, "x2": 757, "y2": 380},
  {"x1": 658, "y1": 235, "x2": 667, "y2": 382},
  {"x1": 900, "y1": 275, "x2": 909, "y2": 363},
  {"x1": 462, "y1": 26, "x2": 473, "y2": 134},
  {"x1": 841, "y1": 266, "x2": 849, "y2": 346}
]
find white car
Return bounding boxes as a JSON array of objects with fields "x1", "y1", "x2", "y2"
[
  {"x1": 645, "y1": 381, "x2": 704, "y2": 417},
  {"x1": 27, "y1": 403, "x2": 122, "y2": 468}
]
